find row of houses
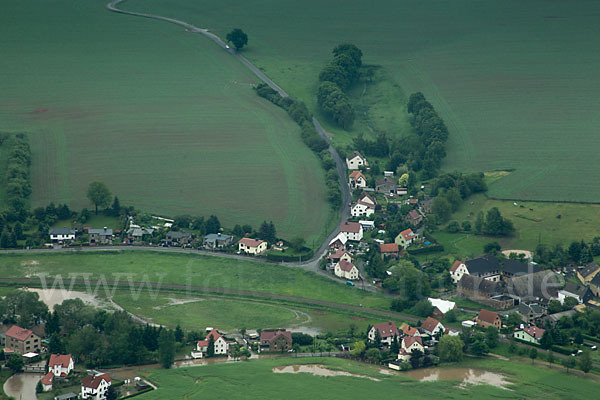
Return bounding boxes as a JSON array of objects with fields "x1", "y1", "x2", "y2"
[
  {"x1": 346, "y1": 152, "x2": 409, "y2": 198},
  {"x1": 192, "y1": 328, "x2": 293, "y2": 359}
]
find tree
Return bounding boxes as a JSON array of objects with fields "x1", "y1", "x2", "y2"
[
  {"x1": 540, "y1": 330, "x2": 554, "y2": 349},
  {"x1": 438, "y1": 335, "x2": 464, "y2": 362},
  {"x1": 547, "y1": 351, "x2": 555, "y2": 366},
  {"x1": 174, "y1": 324, "x2": 184, "y2": 343},
  {"x1": 470, "y1": 338, "x2": 488, "y2": 356},
  {"x1": 485, "y1": 326, "x2": 499, "y2": 348},
  {"x1": 350, "y1": 341, "x2": 366, "y2": 357},
  {"x1": 446, "y1": 221, "x2": 460, "y2": 233},
  {"x1": 7, "y1": 353, "x2": 24, "y2": 372},
  {"x1": 226, "y1": 28, "x2": 248, "y2": 50},
  {"x1": 474, "y1": 211, "x2": 484, "y2": 234},
  {"x1": 289, "y1": 236, "x2": 305, "y2": 251},
  {"x1": 36, "y1": 380, "x2": 43, "y2": 394},
  {"x1": 483, "y1": 242, "x2": 501, "y2": 254},
  {"x1": 411, "y1": 299, "x2": 434, "y2": 317},
  {"x1": 207, "y1": 334, "x2": 215, "y2": 358},
  {"x1": 579, "y1": 350, "x2": 592, "y2": 373},
  {"x1": 444, "y1": 309, "x2": 457, "y2": 323},
  {"x1": 87, "y1": 181, "x2": 111, "y2": 215},
  {"x1": 13, "y1": 222, "x2": 23, "y2": 240},
  {"x1": 158, "y1": 329, "x2": 175, "y2": 368},
  {"x1": 529, "y1": 347, "x2": 538, "y2": 364},
  {"x1": 461, "y1": 220, "x2": 472, "y2": 232},
  {"x1": 111, "y1": 196, "x2": 121, "y2": 217},
  {"x1": 562, "y1": 356, "x2": 576, "y2": 373},
  {"x1": 332, "y1": 43, "x2": 363, "y2": 68},
  {"x1": 482, "y1": 207, "x2": 514, "y2": 236},
  {"x1": 258, "y1": 220, "x2": 277, "y2": 243},
  {"x1": 106, "y1": 386, "x2": 118, "y2": 400},
  {"x1": 365, "y1": 348, "x2": 382, "y2": 363}
]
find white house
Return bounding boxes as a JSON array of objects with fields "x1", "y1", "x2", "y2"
[
  {"x1": 340, "y1": 222, "x2": 363, "y2": 241},
  {"x1": 334, "y1": 260, "x2": 359, "y2": 280},
  {"x1": 368, "y1": 322, "x2": 399, "y2": 346},
  {"x1": 357, "y1": 192, "x2": 376, "y2": 206},
  {"x1": 421, "y1": 317, "x2": 445, "y2": 336},
  {"x1": 358, "y1": 220, "x2": 375, "y2": 231},
  {"x1": 49, "y1": 228, "x2": 76, "y2": 243},
  {"x1": 349, "y1": 170, "x2": 367, "y2": 189},
  {"x1": 238, "y1": 238, "x2": 267, "y2": 255},
  {"x1": 427, "y1": 298, "x2": 456, "y2": 315},
  {"x1": 40, "y1": 372, "x2": 54, "y2": 392},
  {"x1": 81, "y1": 373, "x2": 111, "y2": 400},
  {"x1": 196, "y1": 329, "x2": 229, "y2": 356},
  {"x1": 449, "y1": 260, "x2": 468, "y2": 284},
  {"x1": 401, "y1": 336, "x2": 424, "y2": 353},
  {"x1": 351, "y1": 201, "x2": 375, "y2": 218},
  {"x1": 49, "y1": 354, "x2": 74, "y2": 377},
  {"x1": 346, "y1": 151, "x2": 368, "y2": 170}
]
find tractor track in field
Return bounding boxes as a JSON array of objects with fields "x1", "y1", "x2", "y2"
[{"x1": 105, "y1": 0, "x2": 351, "y2": 268}]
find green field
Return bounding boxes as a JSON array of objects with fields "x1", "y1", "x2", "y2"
[
  {"x1": 130, "y1": 0, "x2": 600, "y2": 202},
  {"x1": 435, "y1": 193, "x2": 600, "y2": 258},
  {"x1": 0, "y1": 251, "x2": 389, "y2": 310},
  {"x1": 137, "y1": 356, "x2": 599, "y2": 399},
  {"x1": 0, "y1": 0, "x2": 332, "y2": 243}
]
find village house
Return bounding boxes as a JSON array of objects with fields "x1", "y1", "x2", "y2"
[
  {"x1": 558, "y1": 282, "x2": 593, "y2": 305},
  {"x1": 358, "y1": 192, "x2": 376, "y2": 206},
  {"x1": 421, "y1": 317, "x2": 445, "y2": 336},
  {"x1": 203, "y1": 233, "x2": 234, "y2": 249},
  {"x1": 328, "y1": 249, "x2": 352, "y2": 265},
  {"x1": 49, "y1": 228, "x2": 76, "y2": 243},
  {"x1": 464, "y1": 257, "x2": 502, "y2": 282},
  {"x1": 358, "y1": 220, "x2": 375, "y2": 231},
  {"x1": 49, "y1": 354, "x2": 74, "y2": 376},
  {"x1": 40, "y1": 372, "x2": 54, "y2": 391},
  {"x1": 518, "y1": 302, "x2": 545, "y2": 324},
  {"x1": 81, "y1": 373, "x2": 111, "y2": 400},
  {"x1": 379, "y1": 243, "x2": 401, "y2": 260},
  {"x1": 260, "y1": 330, "x2": 293, "y2": 352},
  {"x1": 126, "y1": 227, "x2": 154, "y2": 244},
  {"x1": 427, "y1": 298, "x2": 456, "y2": 319},
  {"x1": 328, "y1": 232, "x2": 348, "y2": 252},
  {"x1": 401, "y1": 336, "x2": 424, "y2": 354},
  {"x1": 450, "y1": 260, "x2": 468, "y2": 284},
  {"x1": 334, "y1": 259, "x2": 359, "y2": 280},
  {"x1": 368, "y1": 322, "x2": 399, "y2": 346},
  {"x1": 88, "y1": 228, "x2": 113, "y2": 245},
  {"x1": 590, "y1": 274, "x2": 600, "y2": 297},
  {"x1": 394, "y1": 228, "x2": 418, "y2": 249},
  {"x1": 346, "y1": 151, "x2": 368, "y2": 170},
  {"x1": 349, "y1": 170, "x2": 368, "y2": 190},
  {"x1": 238, "y1": 238, "x2": 267, "y2": 255},
  {"x1": 514, "y1": 325, "x2": 545, "y2": 345},
  {"x1": 543, "y1": 309, "x2": 577, "y2": 327},
  {"x1": 164, "y1": 230, "x2": 193, "y2": 246},
  {"x1": 5, "y1": 325, "x2": 41, "y2": 354},
  {"x1": 399, "y1": 323, "x2": 421, "y2": 337},
  {"x1": 375, "y1": 177, "x2": 399, "y2": 196},
  {"x1": 196, "y1": 329, "x2": 229, "y2": 356},
  {"x1": 405, "y1": 209, "x2": 423, "y2": 226},
  {"x1": 340, "y1": 222, "x2": 363, "y2": 241},
  {"x1": 507, "y1": 270, "x2": 561, "y2": 303},
  {"x1": 351, "y1": 200, "x2": 375, "y2": 217},
  {"x1": 457, "y1": 274, "x2": 508, "y2": 309},
  {"x1": 476, "y1": 309, "x2": 502, "y2": 330},
  {"x1": 577, "y1": 262, "x2": 600, "y2": 284}
]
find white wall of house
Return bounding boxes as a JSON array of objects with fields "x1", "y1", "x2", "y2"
[
  {"x1": 351, "y1": 203, "x2": 374, "y2": 217},
  {"x1": 450, "y1": 263, "x2": 468, "y2": 284},
  {"x1": 346, "y1": 155, "x2": 365, "y2": 170},
  {"x1": 238, "y1": 241, "x2": 267, "y2": 254}
]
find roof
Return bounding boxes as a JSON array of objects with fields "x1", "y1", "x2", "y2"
[
  {"x1": 6, "y1": 325, "x2": 34, "y2": 341},
  {"x1": 407, "y1": 209, "x2": 421, "y2": 220},
  {"x1": 329, "y1": 249, "x2": 351, "y2": 260},
  {"x1": 591, "y1": 273, "x2": 600, "y2": 287},
  {"x1": 478, "y1": 309, "x2": 500, "y2": 324},
  {"x1": 562, "y1": 282, "x2": 590, "y2": 298},
  {"x1": 428, "y1": 298, "x2": 455, "y2": 314},
  {"x1": 239, "y1": 238, "x2": 265, "y2": 248},
  {"x1": 372, "y1": 322, "x2": 399, "y2": 338},
  {"x1": 402, "y1": 336, "x2": 423, "y2": 348},
  {"x1": 358, "y1": 192, "x2": 376, "y2": 204},
  {"x1": 508, "y1": 270, "x2": 561, "y2": 300},
  {"x1": 49, "y1": 228, "x2": 75, "y2": 235},
  {"x1": 450, "y1": 260, "x2": 464, "y2": 273},
  {"x1": 579, "y1": 262, "x2": 600, "y2": 278},
  {"x1": 502, "y1": 259, "x2": 538, "y2": 276},
  {"x1": 518, "y1": 302, "x2": 544, "y2": 315},
  {"x1": 376, "y1": 177, "x2": 396, "y2": 186},
  {"x1": 545, "y1": 309, "x2": 577, "y2": 322},
  {"x1": 340, "y1": 222, "x2": 361, "y2": 234},
  {"x1": 347, "y1": 151, "x2": 365, "y2": 161},
  {"x1": 421, "y1": 317, "x2": 442, "y2": 333},
  {"x1": 353, "y1": 201, "x2": 375, "y2": 210},
  {"x1": 81, "y1": 373, "x2": 111, "y2": 389},
  {"x1": 465, "y1": 256, "x2": 501, "y2": 275},
  {"x1": 49, "y1": 354, "x2": 72, "y2": 368},
  {"x1": 41, "y1": 372, "x2": 54, "y2": 385},
  {"x1": 519, "y1": 325, "x2": 545, "y2": 340},
  {"x1": 329, "y1": 232, "x2": 348, "y2": 246},
  {"x1": 400, "y1": 228, "x2": 416, "y2": 241},
  {"x1": 204, "y1": 233, "x2": 233, "y2": 242},
  {"x1": 380, "y1": 243, "x2": 399, "y2": 253},
  {"x1": 88, "y1": 228, "x2": 113, "y2": 235},
  {"x1": 260, "y1": 330, "x2": 292, "y2": 341},
  {"x1": 349, "y1": 170, "x2": 366, "y2": 180},
  {"x1": 197, "y1": 329, "x2": 223, "y2": 347},
  {"x1": 167, "y1": 230, "x2": 192, "y2": 239},
  {"x1": 337, "y1": 259, "x2": 356, "y2": 273},
  {"x1": 401, "y1": 326, "x2": 419, "y2": 336},
  {"x1": 458, "y1": 274, "x2": 502, "y2": 296}
]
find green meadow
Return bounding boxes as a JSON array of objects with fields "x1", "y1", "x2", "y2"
[
  {"x1": 137, "y1": 356, "x2": 599, "y2": 399},
  {"x1": 0, "y1": 0, "x2": 331, "y2": 243},
  {"x1": 131, "y1": 0, "x2": 600, "y2": 202}
]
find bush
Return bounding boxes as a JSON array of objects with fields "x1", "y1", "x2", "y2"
[{"x1": 406, "y1": 244, "x2": 444, "y2": 255}]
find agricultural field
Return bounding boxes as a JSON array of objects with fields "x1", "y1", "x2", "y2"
[
  {"x1": 137, "y1": 356, "x2": 599, "y2": 399},
  {"x1": 130, "y1": 0, "x2": 600, "y2": 202},
  {"x1": 0, "y1": 251, "x2": 390, "y2": 310},
  {"x1": 435, "y1": 193, "x2": 600, "y2": 258},
  {"x1": 0, "y1": 0, "x2": 332, "y2": 243}
]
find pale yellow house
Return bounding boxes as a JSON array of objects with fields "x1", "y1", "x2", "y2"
[
  {"x1": 238, "y1": 238, "x2": 267, "y2": 255},
  {"x1": 513, "y1": 325, "x2": 545, "y2": 345},
  {"x1": 334, "y1": 260, "x2": 359, "y2": 280},
  {"x1": 394, "y1": 228, "x2": 418, "y2": 249}
]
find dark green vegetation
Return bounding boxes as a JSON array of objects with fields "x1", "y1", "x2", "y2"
[
  {"x1": 131, "y1": 0, "x2": 600, "y2": 202},
  {"x1": 225, "y1": 28, "x2": 247, "y2": 50},
  {"x1": 0, "y1": 133, "x2": 31, "y2": 216},
  {"x1": 138, "y1": 357, "x2": 599, "y2": 399},
  {"x1": 0, "y1": 0, "x2": 331, "y2": 244}
]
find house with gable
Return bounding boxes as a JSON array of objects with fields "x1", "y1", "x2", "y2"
[
  {"x1": 558, "y1": 282, "x2": 593, "y2": 305},
  {"x1": 328, "y1": 232, "x2": 348, "y2": 253},
  {"x1": 88, "y1": 228, "x2": 113, "y2": 245},
  {"x1": 514, "y1": 325, "x2": 545, "y2": 345},
  {"x1": 196, "y1": 329, "x2": 229, "y2": 356},
  {"x1": 577, "y1": 262, "x2": 600, "y2": 284},
  {"x1": 450, "y1": 260, "x2": 468, "y2": 284},
  {"x1": 401, "y1": 336, "x2": 424, "y2": 354},
  {"x1": 238, "y1": 238, "x2": 267, "y2": 255},
  {"x1": 351, "y1": 200, "x2": 375, "y2": 218},
  {"x1": 49, "y1": 354, "x2": 74, "y2": 377},
  {"x1": 394, "y1": 228, "x2": 418, "y2": 249},
  {"x1": 368, "y1": 322, "x2": 399, "y2": 346},
  {"x1": 428, "y1": 298, "x2": 456, "y2": 318},
  {"x1": 349, "y1": 170, "x2": 368, "y2": 190},
  {"x1": 49, "y1": 228, "x2": 76, "y2": 244},
  {"x1": 405, "y1": 209, "x2": 423, "y2": 226},
  {"x1": 203, "y1": 233, "x2": 234, "y2": 249},
  {"x1": 334, "y1": 260, "x2": 359, "y2": 280},
  {"x1": 260, "y1": 330, "x2": 293, "y2": 352},
  {"x1": 518, "y1": 302, "x2": 545, "y2": 324},
  {"x1": 340, "y1": 222, "x2": 363, "y2": 241},
  {"x1": 380, "y1": 243, "x2": 401, "y2": 260},
  {"x1": 40, "y1": 372, "x2": 54, "y2": 392},
  {"x1": 81, "y1": 373, "x2": 111, "y2": 400},
  {"x1": 375, "y1": 177, "x2": 399, "y2": 196},
  {"x1": 476, "y1": 309, "x2": 502, "y2": 330},
  {"x1": 421, "y1": 317, "x2": 445, "y2": 336},
  {"x1": 328, "y1": 249, "x2": 352, "y2": 265},
  {"x1": 5, "y1": 325, "x2": 41, "y2": 354},
  {"x1": 346, "y1": 151, "x2": 368, "y2": 170},
  {"x1": 399, "y1": 323, "x2": 421, "y2": 337},
  {"x1": 590, "y1": 273, "x2": 600, "y2": 297}
]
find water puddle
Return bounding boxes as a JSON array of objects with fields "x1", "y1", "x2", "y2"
[
  {"x1": 273, "y1": 365, "x2": 380, "y2": 381},
  {"x1": 3, "y1": 373, "x2": 43, "y2": 400},
  {"x1": 402, "y1": 368, "x2": 512, "y2": 390}
]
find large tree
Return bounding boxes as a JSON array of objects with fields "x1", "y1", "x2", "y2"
[
  {"x1": 158, "y1": 329, "x2": 175, "y2": 369},
  {"x1": 87, "y1": 181, "x2": 112, "y2": 215},
  {"x1": 438, "y1": 335, "x2": 464, "y2": 362},
  {"x1": 226, "y1": 28, "x2": 248, "y2": 50}
]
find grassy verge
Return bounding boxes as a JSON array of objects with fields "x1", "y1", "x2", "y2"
[{"x1": 0, "y1": 370, "x2": 14, "y2": 400}]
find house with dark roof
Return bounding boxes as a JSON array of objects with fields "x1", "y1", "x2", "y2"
[
  {"x1": 5, "y1": 325, "x2": 41, "y2": 354},
  {"x1": 543, "y1": 309, "x2": 577, "y2": 327},
  {"x1": 88, "y1": 228, "x2": 113, "y2": 245},
  {"x1": 577, "y1": 262, "x2": 600, "y2": 284},
  {"x1": 405, "y1": 209, "x2": 423, "y2": 226},
  {"x1": 457, "y1": 274, "x2": 505, "y2": 308},
  {"x1": 375, "y1": 177, "x2": 399, "y2": 196},
  {"x1": 49, "y1": 228, "x2": 76, "y2": 243},
  {"x1": 203, "y1": 233, "x2": 234, "y2": 249},
  {"x1": 514, "y1": 325, "x2": 545, "y2": 345},
  {"x1": 518, "y1": 302, "x2": 545, "y2": 324},
  {"x1": 590, "y1": 273, "x2": 600, "y2": 297},
  {"x1": 501, "y1": 259, "x2": 539, "y2": 277},
  {"x1": 346, "y1": 151, "x2": 368, "y2": 170},
  {"x1": 351, "y1": 199, "x2": 375, "y2": 217},
  {"x1": 558, "y1": 282, "x2": 593, "y2": 305},
  {"x1": 368, "y1": 322, "x2": 399, "y2": 346},
  {"x1": 81, "y1": 373, "x2": 111, "y2": 400},
  {"x1": 465, "y1": 256, "x2": 502, "y2": 282},
  {"x1": 476, "y1": 309, "x2": 501, "y2": 329},
  {"x1": 260, "y1": 330, "x2": 292, "y2": 352},
  {"x1": 507, "y1": 270, "x2": 561, "y2": 302},
  {"x1": 164, "y1": 230, "x2": 193, "y2": 246}
]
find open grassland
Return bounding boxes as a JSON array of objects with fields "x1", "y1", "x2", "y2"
[
  {"x1": 436, "y1": 193, "x2": 600, "y2": 258},
  {"x1": 0, "y1": 0, "x2": 331, "y2": 243},
  {"x1": 132, "y1": 0, "x2": 600, "y2": 202},
  {"x1": 0, "y1": 251, "x2": 390, "y2": 310},
  {"x1": 137, "y1": 356, "x2": 599, "y2": 399}
]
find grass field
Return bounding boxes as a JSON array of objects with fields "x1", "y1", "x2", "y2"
[
  {"x1": 435, "y1": 193, "x2": 600, "y2": 258},
  {"x1": 130, "y1": 0, "x2": 600, "y2": 202},
  {"x1": 0, "y1": 0, "x2": 332, "y2": 244},
  {"x1": 0, "y1": 251, "x2": 390, "y2": 310},
  {"x1": 137, "y1": 356, "x2": 599, "y2": 399}
]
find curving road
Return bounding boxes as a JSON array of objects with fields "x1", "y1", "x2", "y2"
[{"x1": 105, "y1": 0, "x2": 351, "y2": 266}]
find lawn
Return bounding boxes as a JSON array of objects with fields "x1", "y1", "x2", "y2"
[
  {"x1": 51, "y1": 214, "x2": 124, "y2": 231},
  {"x1": 436, "y1": 193, "x2": 600, "y2": 258},
  {"x1": 0, "y1": 251, "x2": 390, "y2": 310},
  {"x1": 0, "y1": 0, "x2": 332, "y2": 244},
  {"x1": 137, "y1": 356, "x2": 599, "y2": 399},
  {"x1": 130, "y1": 0, "x2": 600, "y2": 202}
]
